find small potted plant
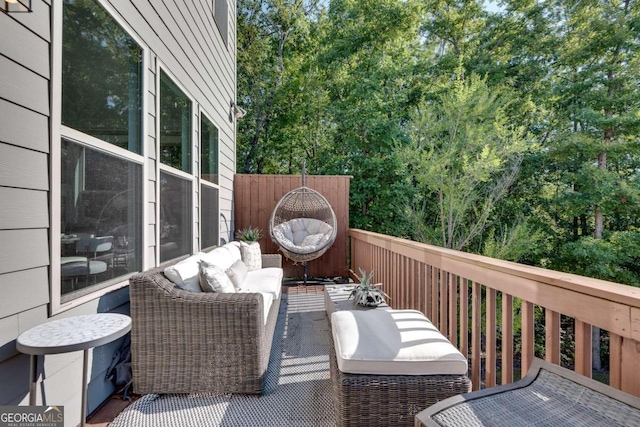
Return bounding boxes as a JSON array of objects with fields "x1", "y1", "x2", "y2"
[
  {"x1": 236, "y1": 226, "x2": 263, "y2": 242},
  {"x1": 348, "y1": 268, "x2": 389, "y2": 307}
]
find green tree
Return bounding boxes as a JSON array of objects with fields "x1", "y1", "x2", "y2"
[
  {"x1": 318, "y1": 0, "x2": 424, "y2": 235},
  {"x1": 541, "y1": 0, "x2": 640, "y2": 369},
  {"x1": 237, "y1": 0, "x2": 328, "y2": 173},
  {"x1": 404, "y1": 68, "x2": 535, "y2": 250}
]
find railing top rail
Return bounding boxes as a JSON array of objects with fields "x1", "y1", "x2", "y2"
[{"x1": 349, "y1": 228, "x2": 640, "y2": 309}]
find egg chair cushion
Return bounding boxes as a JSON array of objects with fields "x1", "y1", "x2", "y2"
[{"x1": 272, "y1": 218, "x2": 334, "y2": 255}]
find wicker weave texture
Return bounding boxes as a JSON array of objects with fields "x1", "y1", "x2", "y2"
[
  {"x1": 129, "y1": 254, "x2": 282, "y2": 395},
  {"x1": 329, "y1": 335, "x2": 471, "y2": 427},
  {"x1": 421, "y1": 365, "x2": 640, "y2": 427},
  {"x1": 269, "y1": 186, "x2": 338, "y2": 263}
]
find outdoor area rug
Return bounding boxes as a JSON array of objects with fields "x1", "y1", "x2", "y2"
[{"x1": 109, "y1": 291, "x2": 336, "y2": 426}]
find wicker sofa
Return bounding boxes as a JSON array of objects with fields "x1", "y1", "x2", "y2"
[{"x1": 129, "y1": 246, "x2": 282, "y2": 395}]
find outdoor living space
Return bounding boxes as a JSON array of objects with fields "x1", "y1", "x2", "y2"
[
  {"x1": 80, "y1": 224, "x2": 640, "y2": 426},
  {"x1": 3, "y1": 1, "x2": 640, "y2": 426}
]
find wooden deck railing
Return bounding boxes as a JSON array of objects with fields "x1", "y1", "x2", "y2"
[{"x1": 349, "y1": 229, "x2": 640, "y2": 397}]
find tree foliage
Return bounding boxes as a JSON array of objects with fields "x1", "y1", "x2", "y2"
[{"x1": 237, "y1": 0, "x2": 640, "y2": 286}]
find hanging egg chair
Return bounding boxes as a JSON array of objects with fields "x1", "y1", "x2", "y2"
[{"x1": 269, "y1": 164, "x2": 337, "y2": 281}]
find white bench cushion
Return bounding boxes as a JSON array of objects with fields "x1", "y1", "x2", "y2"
[{"x1": 331, "y1": 309, "x2": 468, "y2": 376}]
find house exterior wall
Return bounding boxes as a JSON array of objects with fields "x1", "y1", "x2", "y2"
[{"x1": 0, "y1": 1, "x2": 236, "y2": 425}]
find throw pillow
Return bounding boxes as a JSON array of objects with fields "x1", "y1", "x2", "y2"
[
  {"x1": 199, "y1": 261, "x2": 236, "y2": 293},
  {"x1": 226, "y1": 259, "x2": 249, "y2": 291},
  {"x1": 239, "y1": 241, "x2": 262, "y2": 271}
]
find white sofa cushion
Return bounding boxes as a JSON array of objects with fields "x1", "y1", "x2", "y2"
[
  {"x1": 226, "y1": 259, "x2": 249, "y2": 290},
  {"x1": 239, "y1": 241, "x2": 262, "y2": 271},
  {"x1": 200, "y1": 243, "x2": 241, "y2": 271},
  {"x1": 164, "y1": 252, "x2": 206, "y2": 292},
  {"x1": 242, "y1": 268, "x2": 283, "y2": 300},
  {"x1": 331, "y1": 309, "x2": 468, "y2": 376},
  {"x1": 199, "y1": 262, "x2": 236, "y2": 293},
  {"x1": 256, "y1": 292, "x2": 274, "y2": 325},
  {"x1": 224, "y1": 241, "x2": 243, "y2": 264}
]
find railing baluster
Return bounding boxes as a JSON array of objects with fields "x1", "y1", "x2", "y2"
[
  {"x1": 460, "y1": 277, "x2": 469, "y2": 365},
  {"x1": 471, "y1": 281, "x2": 482, "y2": 390},
  {"x1": 425, "y1": 265, "x2": 432, "y2": 320},
  {"x1": 545, "y1": 309, "x2": 561, "y2": 364},
  {"x1": 449, "y1": 273, "x2": 458, "y2": 346},
  {"x1": 420, "y1": 263, "x2": 431, "y2": 319},
  {"x1": 386, "y1": 249, "x2": 391, "y2": 303},
  {"x1": 502, "y1": 293, "x2": 513, "y2": 385},
  {"x1": 621, "y1": 338, "x2": 640, "y2": 396},
  {"x1": 575, "y1": 320, "x2": 592, "y2": 378},
  {"x1": 521, "y1": 301, "x2": 534, "y2": 377},
  {"x1": 610, "y1": 332, "x2": 622, "y2": 389},
  {"x1": 486, "y1": 288, "x2": 497, "y2": 388},
  {"x1": 403, "y1": 256, "x2": 409, "y2": 309},
  {"x1": 440, "y1": 271, "x2": 448, "y2": 336},
  {"x1": 431, "y1": 267, "x2": 438, "y2": 328}
]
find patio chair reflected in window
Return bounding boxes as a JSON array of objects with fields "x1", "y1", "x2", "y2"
[{"x1": 61, "y1": 140, "x2": 142, "y2": 295}]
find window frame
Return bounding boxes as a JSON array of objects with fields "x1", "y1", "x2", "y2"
[
  {"x1": 199, "y1": 109, "x2": 221, "y2": 251},
  {"x1": 156, "y1": 63, "x2": 198, "y2": 263},
  {"x1": 51, "y1": 0, "x2": 149, "y2": 315}
]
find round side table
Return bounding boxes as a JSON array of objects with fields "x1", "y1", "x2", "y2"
[{"x1": 17, "y1": 313, "x2": 131, "y2": 427}]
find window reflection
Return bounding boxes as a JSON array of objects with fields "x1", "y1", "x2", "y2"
[
  {"x1": 201, "y1": 115, "x2": 219, "y2": 184},
  {"x1": 201, "y1": 185, "x2": 219, "y2": 250},
  {"x1": 160, "y1": 172, "x2": 192, "y2": 262},
  {"x1": 60, "y1": 140, "x2": 142, "y2": 295},
  {"x1": 160, "y1": 72, "x2": 192, "y2": 172},
  {"x1": 62, "y1": 0, "x2": 142, "y2": 153}
]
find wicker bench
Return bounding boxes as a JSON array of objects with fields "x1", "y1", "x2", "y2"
[
  {"x1": 329, "y1": 309, "x2": 471, "y2": 427},
  {"x1": 415, "y1": 358, "x2": 640, "y2": 426}
]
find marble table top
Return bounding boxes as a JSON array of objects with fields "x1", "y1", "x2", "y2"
[{"x1": 17, "y1": 313, "x2": 131, "y2": 355}]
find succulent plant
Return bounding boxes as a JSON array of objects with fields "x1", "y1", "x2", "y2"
[
  {"x1": 348, "y1": 268, "x2": 389, "y2": 307},
  {"x1": 236, "y1": 226, "x2": 264, "y2": 242}
]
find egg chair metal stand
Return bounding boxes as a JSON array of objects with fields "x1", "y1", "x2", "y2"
[{"x1": 269, "y1": 166, "x2": 337, "y2": 285}]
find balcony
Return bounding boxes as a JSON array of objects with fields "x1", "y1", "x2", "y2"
[{"x1": 94, "y1": 228, "x2": 640, "y2": 426}]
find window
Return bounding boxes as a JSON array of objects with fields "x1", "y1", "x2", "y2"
[
  {"x1": 60, "y1": 0, "x2": 144, "y2": 300},
  {"x1": 60, "y1": 141, "x2": 143, "y2": 295},
  {"x1": 200, "y1": 114, "x2": 220, "y2": 250},
  {"x1": 201, "y1": 185, "x2": 219, "y2": 249},
  {"x1": 62, "y1": 0, "x2": 142, "y2": 154},
  {"x1": 159, "y1": 172, "x2": 193, "y2": 262},
  {"x1": 201, "y1": 114, "x2": 219, "y2": 185},
  {"x1": 159, "y1": 71, "x2": 192, "y2": 173},
  {"x1": 159, "y1": 71, "x2": 193, "y2": 262},
  {"x1": 214, "y1": 0, "x2": 229, "y2": 46}
]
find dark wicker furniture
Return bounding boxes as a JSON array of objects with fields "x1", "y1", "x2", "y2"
[
  {"x1": 415, "y1": 358, "x2": 640, "y2": 426},
  {"x1": 328, "y1": 335, "x2": 472, "y2": 427},
  {"x1": 129, "y1": 254, "x2": 282, "y2": 395}
]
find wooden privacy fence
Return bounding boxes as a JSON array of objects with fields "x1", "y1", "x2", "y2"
[
  {"x1": 350, "y1": 228, "x2": 640, "y2": 397},
  {"x1": 234, "y1": 174, "x2": 351, "y2": 278}
]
